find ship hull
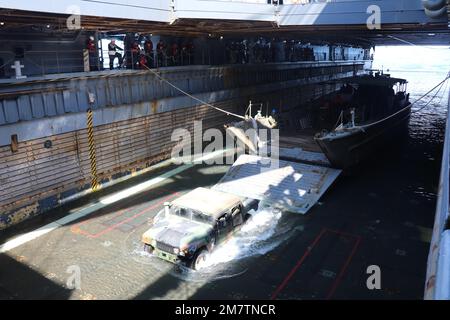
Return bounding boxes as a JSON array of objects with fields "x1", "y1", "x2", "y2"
[{"x1": 315, "y1": 104, "x2": 412, "y2": 169}]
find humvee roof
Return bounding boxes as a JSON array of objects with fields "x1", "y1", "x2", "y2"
[{"x1": 171, "y1": 187, "x2": 243, "y2": 219}]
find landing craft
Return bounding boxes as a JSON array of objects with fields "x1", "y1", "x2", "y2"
[{"x1": 314, "y1": 72, "x2": 411, "y2": 168}]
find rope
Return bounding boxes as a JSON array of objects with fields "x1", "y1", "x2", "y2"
[
  {"x1": 140, "y1": 64, "x2": 246, "y2": 120},
  {"x1": 345, "y1": 74, "x2": 450, "y2": 130},
  {"x1": 411, "y1": 73, "x2": 450, "y2": 114},
  {"x1": 411, "y1": 73, "x2": 450, "y2": 105},
  {"x1": 373, "y1": 37, "x2": 450, "y2": 112},
  {"x1": 0, "y1": 57, "x2": 15, "y2": 70},
  {"x1": 411, "y1": 81, "x2": 446, "y2": 114},
  {"x1": 386, "y1": 35, "x2": 448, "y2": 51},
  {"x1": 437, "y1": 75, "x2": 449, "y2": 105}
]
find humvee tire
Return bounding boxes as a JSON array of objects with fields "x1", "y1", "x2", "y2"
[
  {"x1": 144, "y1": 243, "x2": 154, "y2": 254},
  {"x1": 192, "y1": 248, "x2": 209, "y2": 271}
]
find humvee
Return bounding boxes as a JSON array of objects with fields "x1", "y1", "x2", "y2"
[{"x1": 141, "y1": 187, "x2": 258, "y2": 270}]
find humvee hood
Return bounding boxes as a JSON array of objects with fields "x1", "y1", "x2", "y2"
[{"x1": 148, "y1": 216, "x2": 213, "y2": 248}]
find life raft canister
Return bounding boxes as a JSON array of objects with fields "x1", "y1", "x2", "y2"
[{"x1": 422, "y1": 0, "x2": 447, "y2": 18}]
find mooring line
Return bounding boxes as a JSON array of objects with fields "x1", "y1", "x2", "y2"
[
  {"x1": 411, "y1": 73, "x2": 450, "y2": 114},
  {"x1": 140, "y1": 64, "x2": 246, "y2": 120}
]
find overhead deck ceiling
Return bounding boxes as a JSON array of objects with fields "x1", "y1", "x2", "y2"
[{"x1": 0, "y1": 8, "x2": 449, "y2": 47}]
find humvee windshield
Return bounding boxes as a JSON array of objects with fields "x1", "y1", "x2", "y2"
[{"x1": 171, "y1": 206, "x2": 215, "y2": 225}]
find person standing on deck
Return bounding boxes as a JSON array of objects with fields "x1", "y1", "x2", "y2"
[
  {"x1": 181, "y1": 43, "x2": 188, "y2": 65},
  {"x1": 130, "y1": 41, "x2": 140, "y2": 69},
  {"x1": 144, "y1": 38, "x2": 154, "y2": 68},
  {"x1": 186, "y1": 42, "x2": 194, "y2": 65},
  {"x1": 108, "y1": 39, "x2": 123, "y2": 70},
  {"x1": 86, "y1": 36, "x2": 98, "y2": 71},
  {"x1": 170, "y1": 42, "x2": 179, "y2": 66},
  {"x1": 157, "y1": 40, "x2": 166, "y2": 67}
]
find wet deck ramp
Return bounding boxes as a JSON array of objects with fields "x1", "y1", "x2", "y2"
[{"x1": 213, "y1": 154, "x2": 342, "y2": 214}]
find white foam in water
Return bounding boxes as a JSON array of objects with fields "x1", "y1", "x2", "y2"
[
  {"x1": 200, "y1": 208, "x2": 283, "y2": 268},
  {"x1": 129, "y1": 206, "x2": 294, "y2": 281}
]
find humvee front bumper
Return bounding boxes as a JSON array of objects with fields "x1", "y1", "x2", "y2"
[{"x1": 154, "y1": 247, "x2": 179, "y2": 264}]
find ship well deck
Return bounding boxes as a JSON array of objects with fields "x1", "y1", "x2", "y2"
[{"x1": 0, "y1": 144, "x2": 435, "y2": 299}]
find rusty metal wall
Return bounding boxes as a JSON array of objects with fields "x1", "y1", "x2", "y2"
[{"x1": 0, "y1": 100, "x2": 236, "y2": 228}]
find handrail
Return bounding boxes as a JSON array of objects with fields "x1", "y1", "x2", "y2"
[{"x1": 1, "y1": 43, "x2": 369, "y2": 78}]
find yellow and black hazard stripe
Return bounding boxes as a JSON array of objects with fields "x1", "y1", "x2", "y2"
[{"x1": 86, "y1": 108, "x2": 99, "y2": 191}]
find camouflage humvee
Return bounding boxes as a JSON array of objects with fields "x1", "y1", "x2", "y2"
[{"x1": 142, "y1": 187, "x2": 257, "y2": 270}]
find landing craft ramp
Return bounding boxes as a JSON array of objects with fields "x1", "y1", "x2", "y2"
[{"x1": 213, "y1": 154, "x2": 342, "y2": 214}]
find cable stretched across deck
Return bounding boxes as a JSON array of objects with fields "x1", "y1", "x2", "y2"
[
  {"x1": 140, "y1": 64, "x2": 246, "y2": 120},
  {"x1": 140, "y1": 63, "x2": 448, "y2": 130}
]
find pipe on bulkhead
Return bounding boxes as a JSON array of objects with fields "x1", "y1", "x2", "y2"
[{"x1": 422, "y1": 0, "x2": 447, "y2": 18}]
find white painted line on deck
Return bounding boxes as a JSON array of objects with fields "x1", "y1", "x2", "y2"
[
  {"x1": 100, "y1": 163, "x2": 194, "y2": 205},
  {"x1": 0, "y1": 223, "x2": 59, "y2": 253},
  {"x1": 59, "y1": 157, "x2": 177, "y2": 205},
  {"x1": 0, "y1": 150, "x2": 229, "y2": 253}
]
